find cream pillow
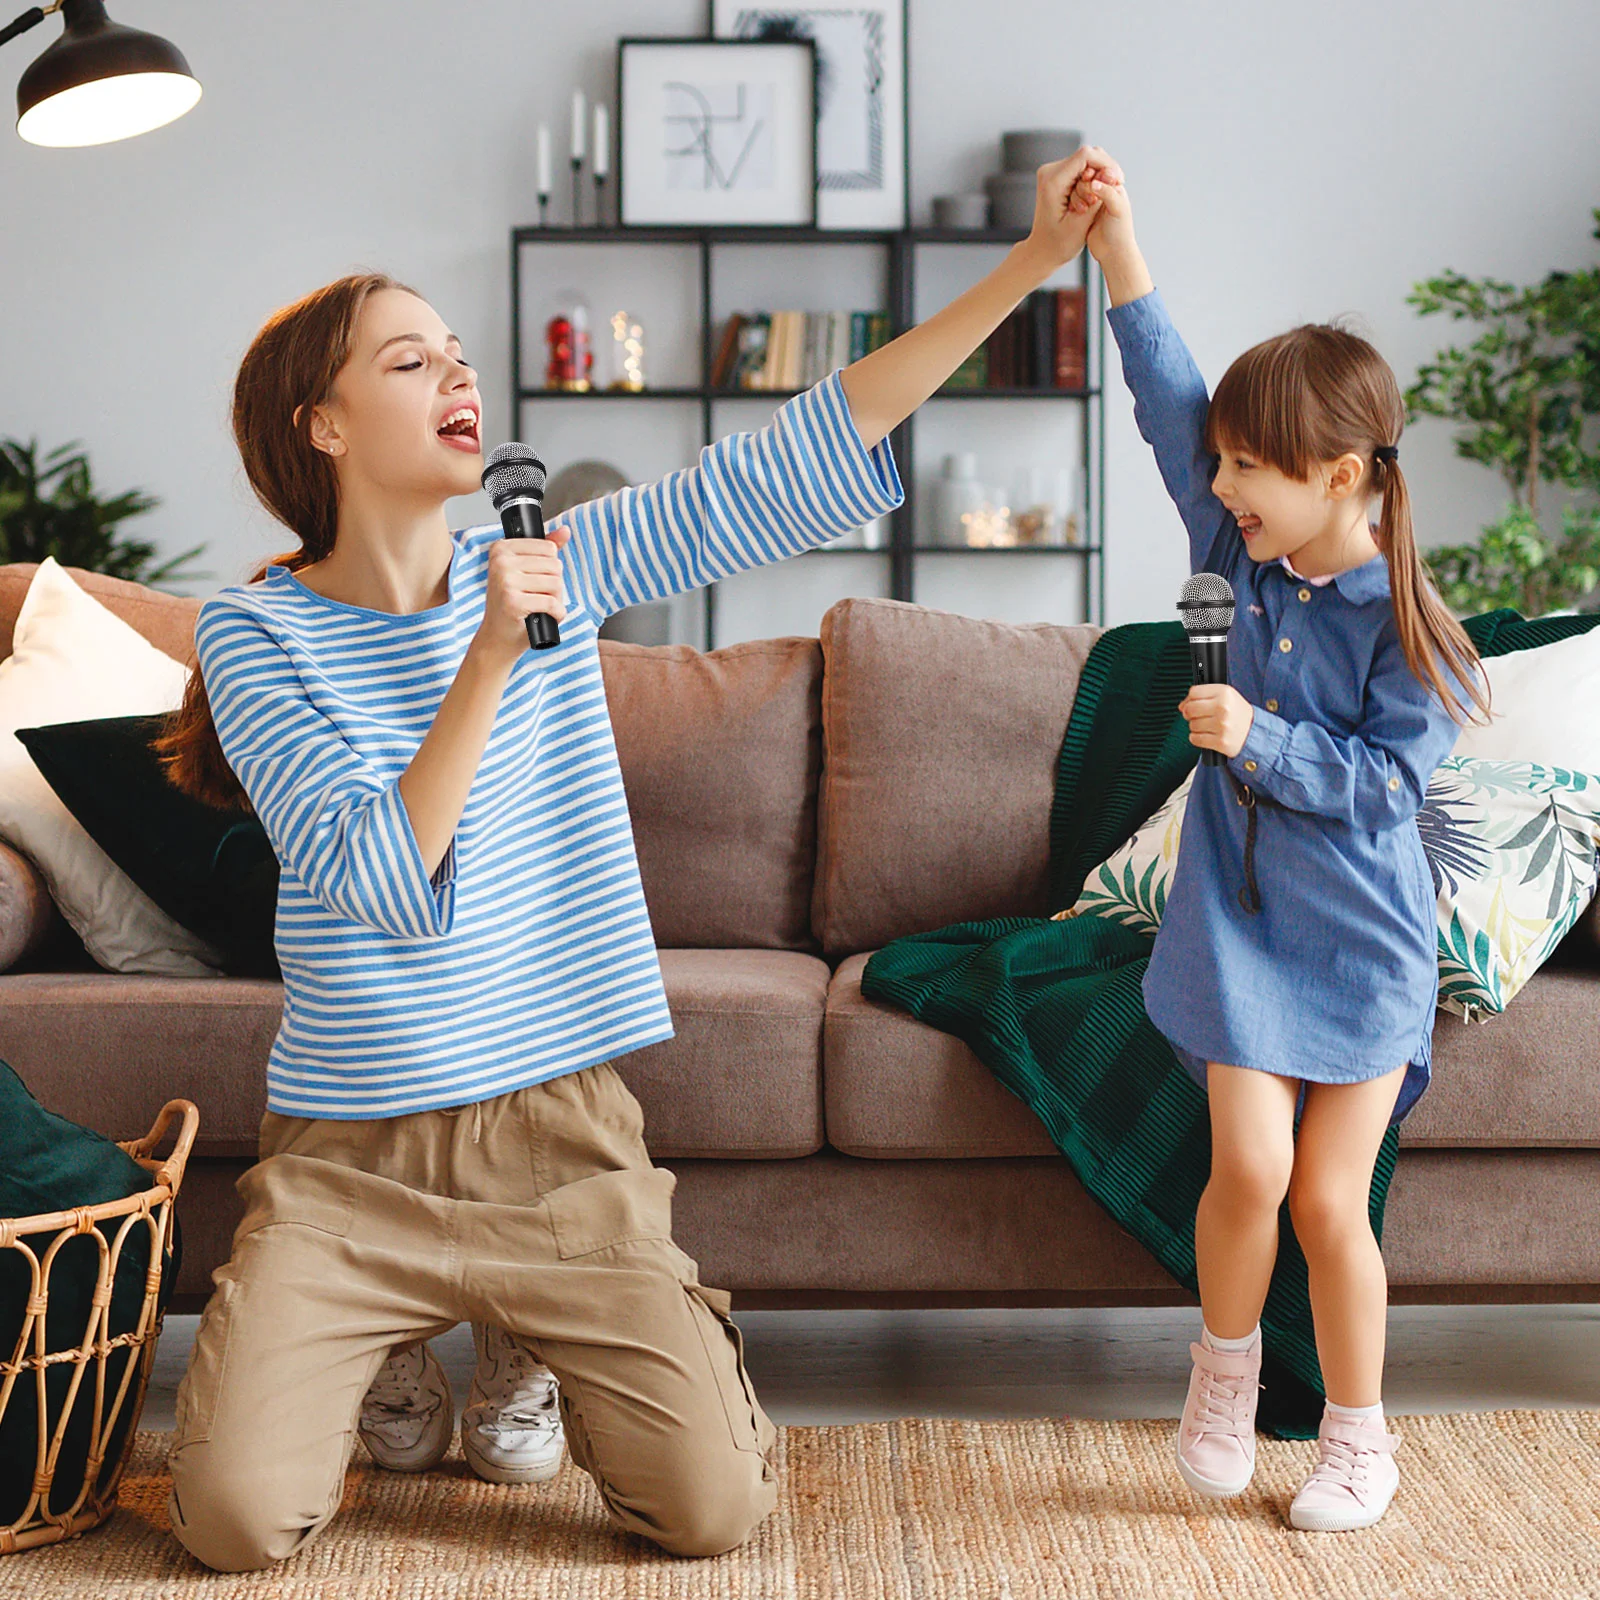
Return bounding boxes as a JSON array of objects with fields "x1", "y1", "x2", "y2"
[
  {"x1": 0, "y1": 557, "x2": 225, "y2": 975},
  {"x1": 1451, "y1": 627, "x2": 1600, "y2": 772}
]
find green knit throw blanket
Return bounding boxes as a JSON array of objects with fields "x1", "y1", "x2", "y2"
[{"x1": 861, "y1": 606, "x2": 1600, "y2": 1439}]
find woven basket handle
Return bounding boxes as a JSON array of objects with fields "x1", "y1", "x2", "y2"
[{"x1": 122, "y1": 1099, "x2": 200, "y2": 1196}]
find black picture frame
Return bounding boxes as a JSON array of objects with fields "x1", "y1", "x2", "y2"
[{"x1": 617, "y1": 36, "x2": 819, "y2": 229}]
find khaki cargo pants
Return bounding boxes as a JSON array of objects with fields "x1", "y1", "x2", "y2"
[{"x1": 167, "y1": 1061, "x2": 779, "y2": 1571}]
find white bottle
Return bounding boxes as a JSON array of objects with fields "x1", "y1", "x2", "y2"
[{"x1": 931, "y1": 452, "x2": 984, "y2": 548}]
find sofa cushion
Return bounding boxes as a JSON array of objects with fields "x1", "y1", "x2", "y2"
[
  {"x1": 0, "y1": 836, "x2": 62, "y2": 972},
  {"x1": 824, "y1": 951, "x2": 1600, "y2": 1155},
  {"x1": 0, "y1": 948, "x2": 829, "y2": 1161},
  {"x1": 613, "y1": 949, "x2": 829, "y2": 1157},
  {"x1": 825, "y1": 953, "x2": 1057, "y2": 1159},
  {"x1": 813, "y1": 598, "x2": 1102, "y2": 958},
  {"x1": 600, "y1": 636, "x2": 823, "y2": 951}
]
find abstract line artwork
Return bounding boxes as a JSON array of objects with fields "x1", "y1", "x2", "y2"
[
  {"x1": 620, "y1": 37, "x2": 815, "y2": 224},
  {"x1": 663, "y1": 80, "x2": 777, "y2": 191},
  {"x1": 729, "y1": 9, "x2": 885, "y2": 192}
]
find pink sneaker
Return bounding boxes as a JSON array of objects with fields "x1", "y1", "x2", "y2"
[
  {"x1": 1175, "y1": 1337, "x2": 1262, "y2": 1497},
  {"x1": 1288, "y1": 1412, "x2": 1401, "y2": 1531}
]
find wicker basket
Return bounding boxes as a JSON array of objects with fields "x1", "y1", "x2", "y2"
[{"x1": 0, "y1": 1099, "x2": 198, "y2": 1555}]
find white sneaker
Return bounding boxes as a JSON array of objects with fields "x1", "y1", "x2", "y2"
[
  {"x1": 1288, "y1": 1411, "x2": 1402, "y2": 1531},
  {"x1": 358, "y1": 1340, "x2": 454, "y2": 1473},
  {"x1": 460, "y1": 1323, "x2": 566, "y2": 1485}
]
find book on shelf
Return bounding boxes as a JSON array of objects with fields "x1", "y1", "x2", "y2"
[
  {"x1": 1054, "y1": 286, "x2": 1087, "y2": 389},
  {"x1": 709, "y1": 313, "x2": 745, "y2": 388},
  {"x1": 712, "y1": 309, "x2": 891, "y2": 391},
  {"x1": 945, "y1": 287, "x2": 1088, "y2": 392},
  {"x1": 944, "y1": 345, "x2": 988, "y2": 389}
]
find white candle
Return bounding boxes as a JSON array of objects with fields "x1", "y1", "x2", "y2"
[
  {"x1": 536, "y1": 123, "x2": 551, "y2": 195},
  {"x1": 592, "y1": 102, "x2": 609, "y2": 179},
  {"x1": 570, "y1": 89, "x2": 585, "y2": 163}
]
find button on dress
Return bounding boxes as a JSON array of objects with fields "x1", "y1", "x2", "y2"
[{"x1": 1107, "y1": 289, "x2": 1472, "y2": 1125}]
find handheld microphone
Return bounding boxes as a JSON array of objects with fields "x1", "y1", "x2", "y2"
[
  {"x1": 482, "y1": 443, "x2": 560, "y2": 650},
  {"x1": 1176, "y1": 572, "x2": 1236, "y2": 768}
]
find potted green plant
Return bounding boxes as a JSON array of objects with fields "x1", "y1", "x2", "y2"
[
  {"x1": 1404, "y1": 209, "x2": 1600, "y2": 618},
  {"x1": 0, "y1": 437, "x2": 209, "y2": 589}
]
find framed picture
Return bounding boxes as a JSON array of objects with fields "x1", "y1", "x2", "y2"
[
  {"x1": 710, "y1": 1, "x2": 908, "y2": 231},
  {"x1": 618, "y1": 37, "x2": 818, "y2": 228}
]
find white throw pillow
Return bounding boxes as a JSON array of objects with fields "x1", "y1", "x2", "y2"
[
  {"x1": 0, "y1": 558, "x2": 225, "y2": 975},
  {"x1": 1451, "y1": 627, "x2": 1600, "y2": 773}
]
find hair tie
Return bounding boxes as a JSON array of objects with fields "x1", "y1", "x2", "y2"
[{"x1": 1374, "y1": 444, "x2": 1399, "y2": 464}]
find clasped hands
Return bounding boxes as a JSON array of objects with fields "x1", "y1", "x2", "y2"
[{"x1": 1020, "y1": 143, "x2": 1129, "y2": 270}]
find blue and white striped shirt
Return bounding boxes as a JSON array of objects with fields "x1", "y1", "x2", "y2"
[{"x1": 195, "y1": 371, "x2": 902, "y2": 1118}]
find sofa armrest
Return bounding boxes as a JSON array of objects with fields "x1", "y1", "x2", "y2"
[{"x1": 0, "y1": 837, "x2": 64, "y2": 972}]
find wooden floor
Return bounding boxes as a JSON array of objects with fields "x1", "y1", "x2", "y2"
[{"x1": 143, "y1": 1303, "x2": 1600, "y2": 1432}]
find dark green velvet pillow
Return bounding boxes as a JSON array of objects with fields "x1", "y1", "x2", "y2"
[
  {"x1": 14, "y1": 714, "x2": 279, "y2": 979},
  {"x1": 0, "y1": 1056, "x2": 181, "y2": 1527}
]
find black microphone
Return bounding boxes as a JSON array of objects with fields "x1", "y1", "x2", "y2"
[
  {"x1": 1176, "y1": 572, "x2": 1236, "y2": 768},
  {"x1": 482, "y1": 443, "x2": 560, "y2": 650}
]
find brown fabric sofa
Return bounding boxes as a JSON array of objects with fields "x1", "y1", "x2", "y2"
[{"x1": 2, "y1": 561, "x2": 1598, "y2": 1318}]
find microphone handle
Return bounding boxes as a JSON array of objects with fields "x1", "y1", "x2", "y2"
[
  {"x1": 500, "y1": 497, "x2": 561, "y2": 650},
  {"x1": 1188, "y1": 633, "x2": 1228, "y2": 768}
]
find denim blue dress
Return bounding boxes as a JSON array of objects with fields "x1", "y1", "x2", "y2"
[{"x1": 1107, "y1": 288, "x2": 1472, "y2": 1125}]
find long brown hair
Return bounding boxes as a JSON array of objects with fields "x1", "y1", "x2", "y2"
[
  {"x1": 1203, "y1": 320, "x2": 1490, "y2": 728},
  {"x1": 155, "y1": 272, "x2": 421, "y2": 810}
]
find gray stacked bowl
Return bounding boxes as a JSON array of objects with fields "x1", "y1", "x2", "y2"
[{"x1": 986, "y1": 128, "x2": 1083, "y2": 229}]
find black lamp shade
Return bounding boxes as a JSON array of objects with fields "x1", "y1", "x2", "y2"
[{"x1": 17, "y1": 0, "x2": 200, "y2": 146}]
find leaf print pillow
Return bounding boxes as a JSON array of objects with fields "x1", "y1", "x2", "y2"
[
  {"x1": 1052, "y1": 757, "x2": 1600, "y2": 1023},
  {"x1": 1422, "y1": 757, "x2": 1600, "y2": 1020},
  {"x1": 1053, "y1": 770, "x2": 1193, "y2": 939}
]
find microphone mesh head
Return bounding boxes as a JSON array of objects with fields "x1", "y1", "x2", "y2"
[
  {"x1": 482, "y1": 442, "x2": 546, "y2": 507},
  {"x1": 1177, "y1": 571, "x2": 1235, "y2": 633}
]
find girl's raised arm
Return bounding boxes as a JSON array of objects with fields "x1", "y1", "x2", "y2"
[{"x1": 1083, "y1": 169, "x2": 1241, "y2": 579}]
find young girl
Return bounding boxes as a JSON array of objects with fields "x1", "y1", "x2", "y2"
[
  {"x1": 1066, "y1": 152, "x2": 1489, "y2": 1531},
  {"x1": 153, "y1": 149, "x2": 1115, "y2": 1572}
]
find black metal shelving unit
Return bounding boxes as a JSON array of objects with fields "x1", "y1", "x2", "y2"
[{"x1": 510, "y1": 223, "x2": 1106, "y2": 649}]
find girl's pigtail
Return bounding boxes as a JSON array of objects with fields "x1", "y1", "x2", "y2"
[{"x1": 1373, "y1": 452, "x2": 1491, "y2": 729}]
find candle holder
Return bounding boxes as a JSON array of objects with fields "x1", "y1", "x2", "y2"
[
  {"x1": 593, "y1": 172, "x2": 607, "y2": 229},
  {"x1": 546, "y1": 294, "x2": 593, "y2": 391},
  {"x1": 536, "y1": 191, "x2": 550, "y2": 227},
  {"x1": 607, "y1": 310, "x2": 645, "y2": 391},
  {"x1": 570, "y1": 157, "x2": 583, "y2": 228}
]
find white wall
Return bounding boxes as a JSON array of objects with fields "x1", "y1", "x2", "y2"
[{"x1": 3, "y1": 0, "x2": 1598, "y2": 638}]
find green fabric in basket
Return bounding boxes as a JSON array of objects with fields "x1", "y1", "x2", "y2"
[
  {"x1": 15, "y1": 713, "x2": 279, "y2": 979},
  {"x1": 862, "y1": 606, "x2": 1600, "y2": 1440},
  {"x1": 0, "y1": 1057, "x2": 181, "y2": 1527}
]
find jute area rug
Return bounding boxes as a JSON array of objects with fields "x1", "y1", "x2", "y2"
[{"x1": 3, "y1": 1412, "x2": 1597, "y2": 1600}]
